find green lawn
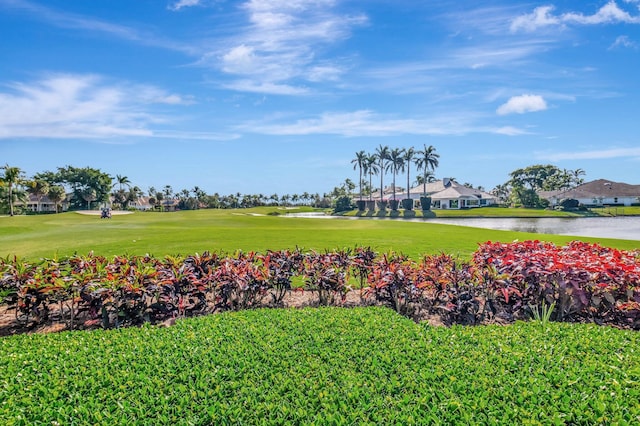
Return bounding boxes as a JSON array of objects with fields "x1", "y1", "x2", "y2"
[
  {"x1": 1, "y1": 307, "x2": 638, "y2": 425},
  {"x1": 1, "y1": 208, "x2": 638, "y2": 260}
]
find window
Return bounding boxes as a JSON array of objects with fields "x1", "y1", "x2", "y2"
[{"x1": 449, "y1": 199, "x2": 459, "y2": 209}]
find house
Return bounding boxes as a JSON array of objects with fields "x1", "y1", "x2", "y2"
[
  {"x1": 539, "y1": 179, "x2": 640, "y2": 207},
  {"x1": 23, "y1": 194, "x2": 69, "y2": 213},
  {"x1": 127, "y1": 196, "x2": 154, "y2": 211},
  {"x1": 363, "y1": 179, "x2": 498, "y2": 210}
]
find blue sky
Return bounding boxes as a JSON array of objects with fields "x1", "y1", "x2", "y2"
[{"x1": 1, "y1": 0, "x2": 640, "y2": 195}]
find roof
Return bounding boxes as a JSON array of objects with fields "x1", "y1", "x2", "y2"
[
  {"x1": 429, "y1": 185, "x2": 496, "y2": 200},
  {"x1": 539, "y1": 179, "x2": 640, "y2": 200}
]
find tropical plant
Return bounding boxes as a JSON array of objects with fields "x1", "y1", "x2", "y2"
[
  {"x1": 388, "y1": 148, "x2": 405, "y2": 203},
  {"x1": 114, "y1": 174, "x2": 131, "y2": 192},
  {"x1": 414, "y1": 145, "x2": 439, "y2": 195},
  {"x1": 364, "y1": 154, "x2": 379, "y2": 202},
  {"x1": 374, "y1": 145, "x2": 390, "y2": 202},
  {"x1": 1, "y1": 164, "x2": 25, "y2": 216},
  {"x1": 351, "y1": 150, "x2": 367, "y2": 201},
  {"x1": 26, "y1": 179, "x2": 50, "y2": 213},
  {"x1": 402, "y1": 147, "x2": 415, "y2": 201},
  {"x1": 47, "y1": 186, "x2": 66, "y2": 213}
]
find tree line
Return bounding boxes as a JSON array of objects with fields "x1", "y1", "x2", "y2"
[{"x1": 0, "y1": 164, "x2": 348, "y2": 215}]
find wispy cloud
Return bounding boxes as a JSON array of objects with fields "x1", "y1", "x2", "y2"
[
  {"x1": 237, "y1": 110, "x2": 527, "y2": 137},
  {"x1": 610, "y1": 35, "x2": 638, "y2": 49},
  {"x1": 1, "y1": 0, "x2": 197, "y2": 54},
  {"x1": 203, "y1": 0, "x2": 367, "y2": 95},
  {"x1": 511, "y1": 1, "x2": 640, "y2": 33},
  {"x1": 497, "y1": 94, "x2": 548, "y2": 115},
  {"x1": 538, "y1": 147, "x2": 640, "y2": 161},
  {"x1": 168, "y1": 0, "x2": 201, "y2": 11},
  {"x1": 0, "y1": 74, "x2": 224, "y2": 140}
]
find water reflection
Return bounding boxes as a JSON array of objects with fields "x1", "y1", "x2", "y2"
[
  {"x1": 427, "y1": 217, "x2": 640, "y2": 241},
  {"x1": 284, "y1": 213, "x2": 640, "y2": 241}
]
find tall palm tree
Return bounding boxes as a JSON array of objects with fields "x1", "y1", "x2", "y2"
[
  {"x1": 1, "y1": 164, "x2": 24, "y2": 216},
  {"x1": 414, "y1": 145, "x2": 440, "y2": 195},
  {"x1": 114, "y1": 175, "x2": 131, "y2": 191},
  {"x1": 402, "y1": 147, "x2": 415, "y2": 201},
  {"x1": 351, "y1": 150, "x2": 367, "y2": 201},
  {"x1": 375, "y1": 145, "x2": 390, "y2": 202},
  {"x1": 388, "y1": 148, "x2": 405, "y2": 202},
  {"x1": 364, "y1": 154, "x2": 379, "y2": 202}
]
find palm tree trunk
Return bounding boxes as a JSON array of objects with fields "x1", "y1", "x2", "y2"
[{"x1": 8, "y1": 185, "x2": 14, "y2": 216}]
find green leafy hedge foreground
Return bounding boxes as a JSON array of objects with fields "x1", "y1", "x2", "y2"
[
  {"x1": 1, "y1": 308, "x2": 639, "y2": 425},
  {"x1": 2, "y1": 241, "x2": 640, "y2": 331}
]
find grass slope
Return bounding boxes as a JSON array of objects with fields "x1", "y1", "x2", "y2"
[
  {"x1": 1, "y1": 208, "x2": 638, "y2": 260},
  {"x1": 1, "y1": 307, "x2": 638, "y2": 425}
]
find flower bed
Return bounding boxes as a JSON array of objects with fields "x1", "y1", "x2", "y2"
[{"x1": 1, "y1": 242, "x2": 639, "y2": 333}]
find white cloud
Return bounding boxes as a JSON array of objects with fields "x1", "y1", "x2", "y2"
[
  {"x1": 610, "y1": 35, "x2": 638, "y2": 49},
  {"x1": 237, "y1": 110, "x2": 528, "y2": 137},
  {"x1": 539, "y1": 147, "x2": 640, "y2": 161},
  {"x1": 510, "y1": 6, "x2": 560, "y2": 32},
  {"x1": 0, "y1": 74, "x2": 199, "y2": 139},
  {"x1": 496, "y1": 94, "x2": 548, "y2": 115},
  {"x1": 168, "y1": 0, "x2": 201, "y2": 11},
  {"x1": 3, "y1": 0, "x2": 197, "y2": 54},
  {"x1": 511, "y1": 1, "x2": 640, "y2": 32},
  {"x1": 222, "y1": 80, "x2": 309, "y2": 95},
  {"x1": 209, "y1": 0, "x2": 367, "y2": 94}
]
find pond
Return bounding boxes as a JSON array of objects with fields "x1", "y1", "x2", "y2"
[
  {"x1": 284, "y1": 213, "x2": 640, "y2": 241},
  {"x1": 425, "y1": 217, "x2": 640, "y2": 241}
]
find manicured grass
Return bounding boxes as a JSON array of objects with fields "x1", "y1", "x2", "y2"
[
  {"x1": 1, "y1": 307, "x2": 638, "y2": 425},
  {"x1": 0, "y1": 208, "x2": 638, "y2": 260}
]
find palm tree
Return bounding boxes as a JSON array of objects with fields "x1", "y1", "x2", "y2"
[
  {"x1": 351, "y1": 150, "x2": 367, "y2": 201},
  {"x1": 1, "y1": 164, "x2": 24, "y2": 216},
  {"x1": 415, "y1": 145, "x2": 440, "y2": 195},
  {"x1": 402, "y1": 147, "x2": 415, "y2": 201},
  {"x1": 27, "y1": 179, "x2": 49, "y2": 213},
  {"x1": 375, "y1": 145, "x2": 390, "y2": 202},
  {"x1": 114, "y1": 175, "x2": 131, "y2": 191},
  {"x1": 163, "y1": 185, "x2": 173, "y2": 211},
  {"x1": 364, "y1": 154, "x2": 379, "y2": 202},
  {"x1": 415, "y1": 172, "x2": 436, "y2": 186},
  {"x1": 572, "y1": 168, "x2": 586, "y2": 187},
  {"x1": 388, "y1": 148, "x2": 405, "y2": 203},
  {"x1": 47, "y1": 185, "x2": 66, "y2": 213}
]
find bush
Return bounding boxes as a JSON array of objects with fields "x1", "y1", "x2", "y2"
[{"x1": 333, "y1": 195, "x2": 354, "y2": 212}]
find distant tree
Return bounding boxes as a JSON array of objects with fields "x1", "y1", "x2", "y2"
[
  {"x1": 27, "y1": 179, "x2": 50, "y2": 213},
  {"x1": 36, "y1": 166, "x2": 112, "y2": 210},
  {"x1": 491, "y1": 184, "x2": 510, "y2": 204},
  {"x1": 415, "y1": 145, "x2": 440, "y2": 195},
  {"x1": 1, "y1": 164, "x2": 25, "y2": 216},
  {"x1": 388, "y1": 148, "x2": 404, "y2": 202},
  {"x1": 47, "y1": 185, "x2": 66, "y2": 213},
  {"x1": 415, "y1": 172, "x2": 436, "y2": 187},
  {"x1": 81, "y1": 188, "x2": 97, "y2": 210},
  {"x1": 114, "y1": 174, "x2": 131, "y2": 191},
  {"x1": 364, "y1": 154, "x2": 379, "y2": 202},
  {"x1": 126, "y1": 186, "x2": 142, "y2": 209},
  {"x1": 375, "y1": 145, "x2": 390, "y2": 202},
  {"x1": 572, "y1": 168, "x2": 586, "y2": 187},
  {"x1": 402, "y1": 147, "x2": 415, "y2": 201},
  {"x1": 351, "y1": 150, "x2": 367, "y2": 201}
]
